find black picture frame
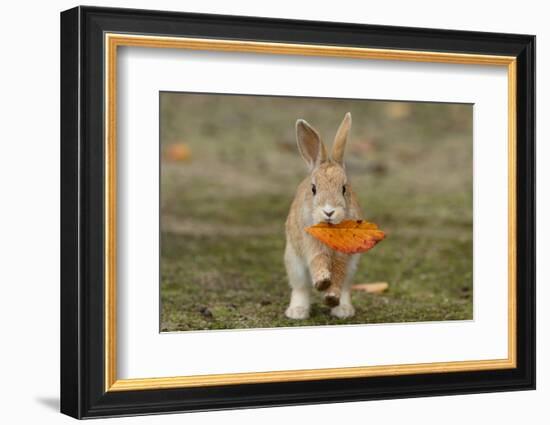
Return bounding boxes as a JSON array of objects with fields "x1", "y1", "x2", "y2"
[{"x1": 60, "y1": 5, "x2": 535, "y2": 419}]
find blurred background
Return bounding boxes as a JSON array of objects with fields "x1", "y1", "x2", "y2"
[{"x1": 160, "y1": 92, "x2": 473, "y2": 331}]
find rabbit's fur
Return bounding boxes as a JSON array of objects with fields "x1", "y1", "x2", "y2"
[{"x1": 285, "y1": 113, "x2": 362, "y2": 319}]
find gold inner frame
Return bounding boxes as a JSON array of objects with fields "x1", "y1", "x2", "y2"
[{"x1": 104, "y1": 33, "x2": 517, "y2": 392}]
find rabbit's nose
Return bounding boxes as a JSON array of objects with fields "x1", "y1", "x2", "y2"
[{"x1": 323, "y1": 210, "x2": 335, "y2": 218}]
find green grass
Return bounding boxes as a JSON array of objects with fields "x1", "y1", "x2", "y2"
[{"x1": 159, "y1": 94, "x2": 473, "y2": 332}]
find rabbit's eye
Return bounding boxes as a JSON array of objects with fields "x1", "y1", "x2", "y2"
[
  {"x1": 342, "y1": 185, "x2": 347, "y2": 195},
  {"x1": 311, "y1": 184, "x2": 317, "y2": 195}
]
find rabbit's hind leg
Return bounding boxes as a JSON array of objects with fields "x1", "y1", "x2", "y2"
[{"x1": 284, "y1": 242, "x2": 311, "y2": 320}]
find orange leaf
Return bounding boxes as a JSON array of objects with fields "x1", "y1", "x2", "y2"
[
  {"x1": 165, "y1": 143, "x2": 191, "y2": 162},
  {"x1": 305, "y1": 219, "x2": 385, "y2": 254},
  {"x1": 352, "y1": 282, "x2": 389, "y2": 293}
]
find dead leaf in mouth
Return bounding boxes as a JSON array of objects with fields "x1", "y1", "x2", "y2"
[{"x1": 305, "y1": 219, "x2": 386, "y2": 254}]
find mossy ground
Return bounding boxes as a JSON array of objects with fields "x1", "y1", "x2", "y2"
[{"x1": 160, "y1": 94, "x2": 473, "y2": 332}]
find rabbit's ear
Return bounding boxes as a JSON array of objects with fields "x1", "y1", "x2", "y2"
[
  {"x1": 296, "y1": 119, "x2": 327, "y2": 170},
  {"x1": 331, "y1": 112, "x2": 352, "y2": 165}
]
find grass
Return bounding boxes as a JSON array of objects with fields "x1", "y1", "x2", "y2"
[{"x1": 160, "y1": 94, "x2": 473, "y2": 332}]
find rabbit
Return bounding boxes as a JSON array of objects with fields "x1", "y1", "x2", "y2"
[{"x1": 284, "y1": 112, "x2": 362, "y2": 320}]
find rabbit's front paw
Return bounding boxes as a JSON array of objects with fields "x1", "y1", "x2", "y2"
[
  {"x1": 331, "y1": 304, "x2": 355, "y2": 319},
  {"x1": 285, "y1": 306, "x2": 310, "y2": 320},
  {"x1": 323, "y1": 291, "x2": 340, "y2": 307},
  {"x1": 313, "y1": 269, "x2": 331, "y2": 291},
  {"x1": 314, "y1": 277, "x2": 331, "y2": 291}
]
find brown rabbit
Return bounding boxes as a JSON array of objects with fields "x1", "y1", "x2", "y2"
[{"x1": 285, "y1": 113, "x2": 362, "y2": 319}]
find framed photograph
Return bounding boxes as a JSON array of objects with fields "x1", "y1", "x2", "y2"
[{"x1": 60, "y1": 6, "x2": 535, "y2": 419}]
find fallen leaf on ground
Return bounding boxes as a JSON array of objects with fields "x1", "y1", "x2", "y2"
[
  {"x1": 305, "y1": 220, "x2": 386, "y2": 254},
  {"x1": 352, "y1": 282, "x2": 389, "y2": 293},
  {"x1": 165, "y1": 143, "x2": 191, "y2": 162}
]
